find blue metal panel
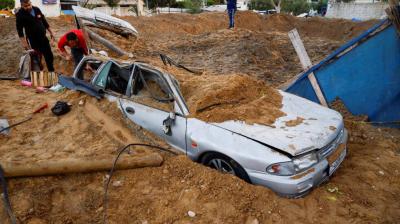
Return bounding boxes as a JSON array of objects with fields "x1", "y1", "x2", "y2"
[
  {"x1": 286, "y1": 19, "x2": 389, "y2": 85},
  {"x1": 286, "y1": 78, "x2": 320, "y2": 104},
  {"x1": 286, "y1": 22, "x2": 400, "y2": 126}
]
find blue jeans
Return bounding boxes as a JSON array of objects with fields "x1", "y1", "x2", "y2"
[{"x1": 228, "y1": 9, "x2": 235, "y2": 28}]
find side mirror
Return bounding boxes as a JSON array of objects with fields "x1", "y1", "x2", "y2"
[
  {"x1": 169, "y1": 112, "x2": 176, "y2": 120},
  {"x1": 162, "y1": 112, "x2": 175, "y2": 136}
]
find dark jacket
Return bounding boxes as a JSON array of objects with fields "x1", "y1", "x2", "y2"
[
  {"x1": 227, "y1": 0, "x2": 237, "y2": 10},
  {"x1": 16, "y1": 6, "x2": 49, "y2": 46}
]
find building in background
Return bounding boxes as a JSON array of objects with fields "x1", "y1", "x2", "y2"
[
  {"x1": 84, "y1": 0, "x2": 140, "y2": 16},
  {"x1": 60, "y1": 0, "x2": 80, "y2": 15},
  {"x1": 15, "y1": 0, "x2": 61, "y2": 17},
  {"x1": 15, "y1": 0, "x2": 141, "y2": 17}
]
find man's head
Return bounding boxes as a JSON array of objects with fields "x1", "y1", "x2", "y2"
[
  {"x1": 20, "y1": 0, "x2": 32, "y2": 12},
  {"x1": 66, "y1": 32, "x2": 79, "y2": 48}
]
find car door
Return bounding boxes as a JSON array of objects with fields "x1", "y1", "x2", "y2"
[{"x1": 118, "y1": 65, "x2": 187, "y2": 153}]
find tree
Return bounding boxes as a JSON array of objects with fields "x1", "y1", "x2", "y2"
[
  {"x1": 282, "y1": 0, "x2": 310, "y2": 15},
  {"x1": 0, "y1": 0, "x2": 14, "y2": 9},
  {"x1": 270, "y1": 0, "x2": 281, "y2": 13}
]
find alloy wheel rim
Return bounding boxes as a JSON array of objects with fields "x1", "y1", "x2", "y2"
[{"x1": 208, "y1": 158, "x2": 235, "y2": 175}]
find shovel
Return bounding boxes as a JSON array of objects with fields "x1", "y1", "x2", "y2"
[{"x1": 0, "y1": 103, "x2": 48, "y2": 135}]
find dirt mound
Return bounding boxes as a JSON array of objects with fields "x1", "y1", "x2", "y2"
[
  {"x1": 1, "y1": 13, "x2": 399, "y2": 224},
  {"x1": 0, "y1": 18, "x2": 24, "y2": 78},
  {"x1": 0, "y1": 13, "x2": 376, "y2": 86},
  {"x1": 0, "y1": 80, "x2": 169, "y2": 165},
  {"x1": 238, "y1": 13, "x2": 377, "y2": 42},
  {"x1": 178, "y1": 73, "x2": 285, "y2": 125}
]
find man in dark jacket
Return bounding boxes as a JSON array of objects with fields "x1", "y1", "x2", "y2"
[
  {"x1": 227, "y1": 0, "x2": 237, "y2": 29},
  {"x1": 16, "y1": 0, "x2": 55, "y2": 72}
]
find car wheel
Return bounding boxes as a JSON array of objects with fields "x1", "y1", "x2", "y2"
[{"x1": 202, "y1": 153, "x2": 251, "y2": 183}]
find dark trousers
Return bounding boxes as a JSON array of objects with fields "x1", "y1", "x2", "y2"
[
  {"x1": 228, "y1": 9, "x2": 235, "y2": 28},
  {"x1": 71, "y1": 47, "x2": 84, "y2": 79},
  {"x1": 29, "y1": 37, "x2": 54, "y2": 72}
]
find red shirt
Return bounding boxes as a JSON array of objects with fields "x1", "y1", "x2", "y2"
[{"x1": 58, "y1": 29, "x2": 88, "y2": 55}]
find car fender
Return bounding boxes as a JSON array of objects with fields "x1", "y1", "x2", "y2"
[{"x1": 186, "y1": 118, "x2": 291, "y2": 172}]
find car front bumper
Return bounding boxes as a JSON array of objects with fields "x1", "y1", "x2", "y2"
[{"x1": 247, "y1": 129, "x2": 348, "y2": 198}]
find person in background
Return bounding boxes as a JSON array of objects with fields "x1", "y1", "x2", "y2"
[
  {"x1": 16, "y1": 0, "x2": 55, "y2": 72},
  {"x1": 227, "y1": 0, "x2": 237, "y2": 29}
]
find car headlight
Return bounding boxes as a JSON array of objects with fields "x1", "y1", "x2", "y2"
[{"x1": 266, "y1": 152, "x2": 318, "y2": 176}]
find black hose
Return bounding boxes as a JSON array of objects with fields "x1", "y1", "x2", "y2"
[
  {"x1": 103, "y1": 143, "x2": 177, "y2": 224},
  {"x1": 0, "y1": 165, "x2": 17, "y2": 224}
]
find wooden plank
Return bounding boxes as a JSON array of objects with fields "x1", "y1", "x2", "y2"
[
  {"x1": 308, "y1": 72, "x2": 328, "y2": 107},
  {"x1": 2, "y1": 153, "x2": 163, "y2": 177},
  {"x1": 288, "y1": 29, "x2": 328, "y2": 107}
]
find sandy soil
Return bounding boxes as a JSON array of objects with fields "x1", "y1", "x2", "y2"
[
  {"x1": 0, "y1": 12, "x2": 399, "y2": 224},
  {"x1": 173, "y1": 72, "x2": 285, "y2": 125}
]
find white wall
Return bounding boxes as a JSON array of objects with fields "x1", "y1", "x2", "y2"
[
  {"x1": 326, "y1": 2, "x2": 388, "y2": 20},
  {"x1": 93, "y1": 6, "x2": 137, "y2": 16},
  {"x1": 15, "y1": 0, "x2": 61, "y2": 17}
]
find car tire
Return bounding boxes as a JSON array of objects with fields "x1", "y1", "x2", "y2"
[{"x1": 201, "y1": 152, "x2": 251, "y2": 183}]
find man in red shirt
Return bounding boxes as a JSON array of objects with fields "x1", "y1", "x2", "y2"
[{"x1": 58, "y1": 29, "x2": 89, "y2": 78}]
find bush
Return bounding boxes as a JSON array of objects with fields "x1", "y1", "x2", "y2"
[
  {"x1": 249, "y1": 0, "x2": 274, "y2": 11},
  {"x1": 282, "y1": 0, "x2": 310, "y2": 15},
  {"x1": 184, "y1": 0, "x2": 202, "y2": 13},
  {"x1": 0, "y1": 0, "x2": 15, "y2": 10},
  {"x1": 206, "y1": 0, "x2": 215, "y2": 6}
]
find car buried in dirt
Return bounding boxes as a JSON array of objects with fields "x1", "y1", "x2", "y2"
[{"x1": 59, "y1": 56, "x2": 348, "y2": 198}]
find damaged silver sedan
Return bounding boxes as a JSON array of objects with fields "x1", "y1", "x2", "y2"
[{"x1": 59, "y1": 56, "x2": 348, "y2": 198}]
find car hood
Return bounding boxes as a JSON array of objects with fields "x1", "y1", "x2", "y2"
[{"x1": 214, "y1": 91, "x2": 344, "y2": 156}]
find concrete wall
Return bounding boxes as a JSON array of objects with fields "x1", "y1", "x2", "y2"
[
  {"x1": 15, "y1": 0, "x2": 61, "y2": 17},
  {"x1": 326, "y1": 2, "x2": 388, "y2": 20},
  {"x1": 93, "y1": 6, "x2": 137, "y2": 16}
]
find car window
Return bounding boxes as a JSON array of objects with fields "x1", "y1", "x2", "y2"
[
  {"x1": 92, "y1": 61, "x2": 133, "y2": 95},
  {"x1": 74, "y1": 59, "x2": 102, "y2": 81},
  {"x1": 130, "y1": 66, "x2": 174, "y2": 112},
  {"x1": 93, "y1": 61, "x2": 112, "y2": 88}
]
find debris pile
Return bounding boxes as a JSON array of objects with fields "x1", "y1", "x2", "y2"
[
  {"x1": 178, "y1": 73, "x2": 285, "y2": 125},
  {"x1": 0, "y1": 12, "x2": 399, "y2": 224}
]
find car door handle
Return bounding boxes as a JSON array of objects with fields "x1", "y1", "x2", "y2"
[{"x1": 125, "y1": 107, "x2": 135, "y2": 114}]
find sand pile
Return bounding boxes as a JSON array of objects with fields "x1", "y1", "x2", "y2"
[
  {"x1": 0, "y1": 80, "x2": 169, "y2": 165},
  {"x1": 0, "y1": 13, "x2": 377, "y2": 85},
  {"x1": 0, "y1": 18, "x2": 24, "y2": 78},
  {"x1": 1, "y1": 122, "x2": 399, "y2": 223},
  {"x1": 177, "y1": 73, "x2": 285, "y2": 125},
  {"x1": 1, "y1": 13, "x2": 400, "y2": 224}
]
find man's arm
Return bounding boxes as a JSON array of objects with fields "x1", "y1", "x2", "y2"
[
  {"x1": 57, "y1": 34, "x2": 71, "y2": 60},
  {"x1": 16, "y1": 13, "x2": 29, "y2": 50}
]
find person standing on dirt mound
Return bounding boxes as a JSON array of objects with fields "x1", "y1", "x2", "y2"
[
  {"x1": 227, "y1": 0, "x2": 237, "y2": 29},
  {"x1": 16, "y1": 0, "x2": 55, "y2": 72}
]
